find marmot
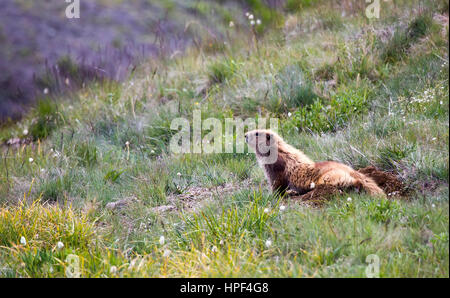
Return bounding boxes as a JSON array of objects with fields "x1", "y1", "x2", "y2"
[{"x1": 244, "y1": 129, "x2": 385, "y2": 197}]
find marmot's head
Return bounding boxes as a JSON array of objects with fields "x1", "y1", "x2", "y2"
[{"x1": 245, "y1": 129, "x2": 281, "y2": 158}]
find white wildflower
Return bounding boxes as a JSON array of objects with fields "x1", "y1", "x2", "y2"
[
  {"x1": 279, "y1": 205, "x2": 286, "y2": 211},
  {"x1": 43, "y1": 88, "x2": 49, "y2": 94},
  {"x1": 56, "y1": 241, "x2": 64, "y2": 250},
  {"x1": 211, "y1": 246, "x2": 218, "y2": 253},
  {"x1": 229, "y1": 21, "x2": 234, "y2": 27},
  {"x1": 347, "y1": 197, "x2": 352, "y2": 202},
  {"x1": 256, "y1": 19, "x2": 261, "y2": 25},
  {"x1": 110, "y1": 266, "x2": 117, "y2": 274},
  {"x1": 23, "y1": 129, "x2": 28, "y2": 135},
  {"x1": 265, "y1": 239, "x2": 272, "y2": 248},
  {"x1": 432, "y1": 137, "x2": 437, "y2": 141},
  {"x1": 287, "y1": 112, "x2": 292, "y2": 117},
  {"x1": 20, "y1": 236, "x2": 27, "y2": 245},
  {"x1": 248, "y1": 14, "x2": 254, "y2": 20},
  {"x1": 28, "y1": 157, "x2": 34, "y2": 163},
  {"x1": 163, "y1": 249, "x2": 171, "y2": 257},
  {"x1": 159, "y1": 235, "x2": 165, "y2": 245},
  {"x1": 250, "y1": 20, "x2": 255, "y2": 26},
  {"x1": 125, "y1": 141, "x2": 130, "y2": 146},
  {"x1": 263, "y1": 208, "x2": 270, "y2": 213},
  {"x1": 432, "y1": 204, "x2": 436, "y2": 208},
  {"x1": 176, "y1": 172, "x2": 181, "y2": 177}
]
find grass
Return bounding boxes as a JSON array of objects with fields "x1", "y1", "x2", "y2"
[{"x1": 0, "y1": 1, "x2": 448, "y2": 277}]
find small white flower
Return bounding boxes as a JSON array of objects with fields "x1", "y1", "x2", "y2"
[
  {"x1": 163, "y1": 249, "x2": 171, "y2": 257},
  {"x1": 263, "y1": 208, "x2": 270, "y2": 213},
  {"x1": 56, "y1": 241, "x2": 64, "y2": 250},
  {"x1": 310, "y1": 182, "x2": 315, "y2": 189},
  {"x1": 219, "y1": 239, "x2": 224, "y2": 245},
  {"x1": 159, "y1": 235, "x2": 165, "y2": 245},
  {"x1": 279, "y1": 205, "x2": 286, "y2": 211},
  {"x1": 432, "y1": 137, "x2": 437, "y2": 141},
  {"x1": 43, "y1": 88, "x2": 49, "y2": 94},
  {"x1": 265, "y1": 239, "x2": 272, "y2": 248},
  {"x1": 248, "y1": 14, "x2": 254, "y2": 20},
  {"x1": 432, "y1": 204, "x2": 436, "y2": 208},
  {"x1": 23, "y1": 129, "x2": 28, "y2": 135},
  {"x1": 245, "y1": 12, "x2": 250, "y2": 17},
  {"x1": 250, "y1": 20, "x2": 255, "y2": 26},
  {"x1": 287, "y1": 112, "x2": 292, "y2": 117},
  {"x1": 110, "y1": 266, "x2": 117, "y2": 274},
  {"x1": 256, "y1": 19, "x2": 261, "y2": 25},
  {"x1": 440, "y1": 101, "x2": 443, "y2": 105},
  {"x1": 229, "y1": 21, "x2": 234, "y2": 27},
  {"x1": 151, "y1": 149, "x2": 155, "y2": 153},
  {"x1": 28, "y1": 157, "x2": 34, "y2": 163},
  {"x1": 211, "y1": 246, "x2": 218, "y2": 253},
  {"x1": 125, "y1": 141, "x2": 130, "y2": 146},
  {"x1": 20, "y1": 236, "x2": 27, "y2": 245},
  {"x1": 176, "y1": 172, "x2": 181, "y2": 177},
  {"x1": 347, "y1": 197, "x2": 352, "y2": 202}
]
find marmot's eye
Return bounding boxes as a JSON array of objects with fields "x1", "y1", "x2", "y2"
[{"x1": 255, "y1": 132, "x2": 259, "y2": 137}]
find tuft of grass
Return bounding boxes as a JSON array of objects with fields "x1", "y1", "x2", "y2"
[
  {"x1": 272, "y1": 64, "x2": 318, "y2": 112},
  {"x1": 381, "y1": 14, "x2": 434, "y2": 64},
  {"x1": 285, "y1": 84, "x2": 369, "y2": 133},
  {"x1": 29, "y1": 99, "x2": 61, "y2": 141},
  {"x1": 207, "y1": 58, "x2": 239, "y2": 85},
  {"x1": 284, "y1": 0, "x2": 313, "y2": 12},
  {"x1": 74, "y1": 141, "x2": 98, "y2": 167}
]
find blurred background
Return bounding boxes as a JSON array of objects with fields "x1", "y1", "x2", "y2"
[{"x1": 1, "y1": 0, "x2": 288, "y2": 122}]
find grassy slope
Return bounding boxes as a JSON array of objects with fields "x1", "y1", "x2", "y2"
[{"x1": 0, "y1": 1, "x2": 448, "y2": 277}]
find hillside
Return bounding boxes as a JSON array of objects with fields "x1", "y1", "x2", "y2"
[
  {"x1": 0, "y1": 0, "x2": 249, "y2": 121},
  {"x1": 0, "y1": 0, "x2": 448, "y2": 277}
]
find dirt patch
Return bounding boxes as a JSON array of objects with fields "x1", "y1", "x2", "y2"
[
  {"x1": 289, "y1": 166, "x2": 409, "y2": 206},
  {"x1": 167, "y1": 180, "x2": 254, "y2": 212},
  {"x1": 290, "y1": 185, "x2": 342, "y2": 207},
  {"x1": 357, "y1": 166, "x2": 409, "y2": 197}
]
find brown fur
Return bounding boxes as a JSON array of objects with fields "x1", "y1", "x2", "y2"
[{"x1": 245, "y1": 129, "x2": 385, "y2": 197}]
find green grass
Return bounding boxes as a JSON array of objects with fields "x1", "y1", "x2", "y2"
[{"x1": 0, "y1": 0, "x2": 448, "y2": 277}]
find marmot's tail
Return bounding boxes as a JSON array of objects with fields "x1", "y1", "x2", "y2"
[{"x1": 352, "y1": 172, "x2": 385, "y2": 196}]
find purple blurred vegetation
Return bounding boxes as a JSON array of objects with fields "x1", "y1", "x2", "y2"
[{"x1": 0, "y1": 0, "x2": 216, "y2": 123}]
